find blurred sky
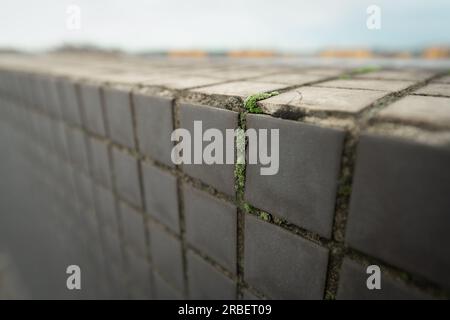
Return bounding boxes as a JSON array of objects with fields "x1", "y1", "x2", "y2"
[{"x1": 0, "y1": 0, "x2": 449, "y2": 52}]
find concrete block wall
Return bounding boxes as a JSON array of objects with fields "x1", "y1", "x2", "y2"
[{"x1": 0, "y1": 54, "x2": 449, "y2": 299}]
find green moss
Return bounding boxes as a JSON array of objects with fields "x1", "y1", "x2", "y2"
[
  {"x1": 235, "y1": 92, "x2": 280, "y2": 210},
  {"x1": 234, "y1": 163, "x2": 246, "y2": 193},
  {"x1": 244, "y1": 91, "x2": 279, "y2": 114},
  {"x1": 352, "y1": 66, "x2": 379, "y2": 75},
  {"x1": 339, "y1": 184, "x2": 352, "y2": 197},
  {"x1": 339, "y1": 74, "x2": 351, "y2": 80},
  {"x1": 272, "y1": 216, "x2": 283, "y2": 225},
  {"x1": 243, "y1": 202, "x2": 252, "y2": 214},
  {"x1": 325, "y1": 290, "x2": 336, "y2": 300},
  {"x1": 238, "y1": 111, "x2": 247, "y2": 128},
  {"x1": 397, "y1": 271, "x2": 411, "y2": 282},
  {"x1": 259, "y1": 211, "x2": 272, "y2": 222}
]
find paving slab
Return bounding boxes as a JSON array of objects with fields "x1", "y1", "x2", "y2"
[
  {"x1": 120, "y1": 203, "x2": 147, "y2": 257},
  {"x1": 346, "y1": 133, "x2": 450, "y2": 290},
  {"x1": 413, "y1": 83, "x2": 450, "y2": 97},
  {"x1": 88, "y1": 137, "x2": 112, "y2": 188},
  {"x1": 142, "y1": 163, "x2": 179, "y2": 233},
  {"x1": 433, "y1": 75, "x2": 450, "y2": 84},
  {"x1": 337, "y1": 259, "x2": 435, "y2": 300},
  {"x1": 57, "y1": 79, "x2": 83, "y2": 126},
  {"x1": 187, "y1": 250, "x2": 236, "y2": 300},
  {"x1": 251, "y1": 73, "x2": 327, "y2": 86},
  {"x1": 148, "y1": 223, "x2": 184, "y2": 291},
  {"x1": 260, "y1": 86, "x2": 387, "y2": 115},
  {"x1": 94, "y1": 184, "x2": 117, "y2": 228},
  {"x1": 245, "y1": 114, "x2": 345, "y2": 237},
  {"x1": 79, "y1": 83, "x2": 107, "y2": 136},
  {"x1": 244, "y1": 214, "x2": 329, "y2": 299},
  {"x1": 315, "y1": 78, "x2": 415, "y2": 92},
  {"x1": 112, "y1": 148, "x2": 142, "y2": 208},
  {"x1": 378, "y1": 95, "x2": 450, "y2": 129},
  {"x1": 179, "y1": 103, "x2": 237, "y2": 196},
  {"x1": 103, "y1": 86, "x2": 135, "y2": 148},
  {"x1": 355, "y1": 70, "x2": 435, "y2": 81},
  {"x1": 191, "y1": 81, "x2": 287, "y2": 98},
  {"x1": 183, "y1": 184, "x2": 237, "y2": 273},
  {"x1": 133, "y1": 93, "x2": 174, "y2": 166},
  {"x1": 153, "y1": 272, "x2": 183, "y2": 300}
]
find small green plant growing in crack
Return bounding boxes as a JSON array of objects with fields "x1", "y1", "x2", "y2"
[
  {"x1": 234, "y1": 162, "x2": 246, "y2": 196},
  {"x1": 243, "y1": 91, "x2": 279, "y2": 114},
  {"x1": 259, "y1": 211, "x2": 272, "y2": 222},
  {"x1": 339, "y1": 184, "x2": 352, "y2": 197},
  {"x1": 235, "y1": 91, "x2": 280, "y2": 207}
]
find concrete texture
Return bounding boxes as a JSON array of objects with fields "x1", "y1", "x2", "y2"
[
  {"x1": 142, "y1": 163, "x2": 179, "y2": 233},
  {"x1": 260, "y1": 86, "x2": 387, "y2": 115},
  {"x1": 125, "y1": 249, "x2": 153, "y2": 299},
  {"x1": 346, "y1": 133, "x2": 450, "y2": 289},
  {"x1": 192, "y1": 80, "x2": 286, "y2": 97},
  {"x1": 153, "y1": 272, "x2": 183, "y2": 300},
  {"x1": 245, "y1": 114, "x2": 345, "y2": 237},
  {"x1": 103, "y1": 87, "x2": 135, "y2": 148},
  {"x1": 337, "y1": 259, "x2": 433, "y2": 300},
  {"x1": 251, "y1": 73, "x2": 327, "y2": 86},
  {"x1": 73, "y1": 170, "x2": 95, "y2": 211},
  {"x1": 378, "y1": 95, "x2": 450, "y2": 129},
  {"x1": 65, "y1": 127, "x2": 90, "y2": 174},
  {"x1": 79, "y1": 83, "x2": 107, "y2": 136},
  {"x1": 354, "y1": 70, "x2": 434, "y2": 81},
  {"x1": 50, "y1": 120, "x2": 68, "y2": 160},
  {"x1": 102, "y1": 225, "x2": 122, "y2": 264},
  {"x1": 88, "y1": 136, "x2": 112, "y2": 188},
  {"x1": 58, "y1": 79, "x2": 83, "y2": 126},
  {"x1": 179, "y1": 102, "x2": 237, "y2": 196},
  {"x1": 183, "y1": 184, "x2": 237, "y2": 273},
  {"x1": 120, "y1": 202, "x2": 147, "y2": 258},
  {"x1": 148, "y1": 222, "x2": 184, "y2": 291},
  {"x1": 112, "y1": 147, "x2": 142, "y2": 208},
  {"x1": 187, "y1": 250, "x2": 236, "y2": 300},
  {"x1": 143, "y1": 75, "x2": 224, "y2": 90},
  {"x1": 315, "y1": 78, "x2": 415, "y2": 92},
  {"x1": 434, "y1": 75, "x2": 450, "y2": 84},
  {"x1": 94, "y1": 184, "x2": 117, "y2": 228},
  {"x1": 0, "y1": 54, "x2": 449, "y2": 300},
  {"x1": 242, "y1": 289, "x2": 261, "y2": 300},
  {"x1": 134, "y1": 93, "x2": 174, "y2": 166},
  {"x1": 413, "y1": 83, "x2": 450, "y2": 97},
  {"x1": 244, "y1": 214, "x2": 329, "y2": 299}
]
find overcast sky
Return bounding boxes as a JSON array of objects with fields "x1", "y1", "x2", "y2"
[{"x1": 0, "y1": 0, "x2": 449, "y2": 52}]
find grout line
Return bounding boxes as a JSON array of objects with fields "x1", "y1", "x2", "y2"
[
  {"x1": 234, "y1": 110, "x2": 246, "y2": 300},
  {"x1": 345, "y1": 248, "x2": 450, "y2": 299},
  {"x1": 76, "y1": 80, "x2": 115, "y2": 297},
  {"x1": 322, "y1": 72, "x2": 445, "y2": 300},
  {"x1": 99, "y1": 81, "x2": 132, "y2": 298},
  {"x1": 187, "y1": 244, "x2": 238, "y2": 283},
  {"x1": 3, "y1": 69, "x2": 450, "y2": 300},
  {"x1": 172, "y1": 97, "x2": 190, "y2": 299},
  {"x1": 6, "y1": 99, "x2": 450, "y2": 298},
  {"x1": 129, "y1": 90, "x2": 156, "y2": 298},
  {"x1": 106, "y1": 134, "x2": 131, "y2": 298}
]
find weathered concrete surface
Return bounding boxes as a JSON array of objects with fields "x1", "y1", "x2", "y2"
[{"x1": 0, "y1": 53, "x2": 449, "y2": 300}]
